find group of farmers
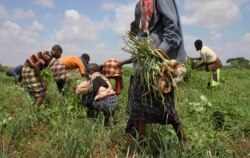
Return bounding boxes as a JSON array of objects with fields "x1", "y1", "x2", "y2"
[{"x1": 6, "y1": 0, "x2": 222, "y2": 150}]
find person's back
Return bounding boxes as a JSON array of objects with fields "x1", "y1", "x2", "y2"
[
  {"x1": 76, "y1": 63, "x2": 119, "y2": 126},
  {"x1": 200, "y1": 46, "x2": 217, "y2": 64},
  {"x1": 59, "y1": 56, "x2": 84, "y2": 70},
  {"x1": 23, "y1": 51, "x2": 54, "y2": 94},
  {"x1": 90, "y1": 72, "x2": 116, "y2": 101},
  {"x1": 6, "y1": 65, "x2": 23, "y2": 84},
  {"x1": 24, "y1": 51, "x2": 53, "y2": 69},
  {"x1": 50, "y1": 54, "x2": 90, "y2": 93}
]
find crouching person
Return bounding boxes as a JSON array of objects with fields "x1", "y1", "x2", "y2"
[
  {"x1": 76, "y1": 63, "x2": 119, "y2": 126},
  {"x1": 6, "y1": 65, "x2": 23, "y2": 84}
]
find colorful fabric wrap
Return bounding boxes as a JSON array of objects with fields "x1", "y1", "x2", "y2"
[
  {"x1": 22, "y1": 65, "x2": 46, "y2": 97},
  {"x1": 49, "y1": 60, "x2": 68, "y2": 81},
  {"x1": 92, "y1": 94, "x2": 119, "y2": 115},
  {"x1": 140, "y1": 0, "x2": 154, "y2": 34},
  {"x1": 126, "y1": 72, "x2": 180, "y2": 125}
]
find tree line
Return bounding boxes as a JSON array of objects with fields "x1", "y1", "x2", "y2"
[{"x1": 0, "y1": 56, "x2": 249, "y2": 73}]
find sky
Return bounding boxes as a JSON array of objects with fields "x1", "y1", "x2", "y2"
[{"x1": 0, "y1": 0, "x2": 250, "y2": 67}]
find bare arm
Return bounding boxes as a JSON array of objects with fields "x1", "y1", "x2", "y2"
[
  {"x1": 33, "y1": 62, "x2": 43, "y2": 82},
  {"x1": 192, "y1": 62, "x2": 205, "y2": 69},
  {"x1": 190, "y1": 57, "x2": 202, "y2": 60},
  {"x1": 120, "y1": 58, "x2": 134, "y2": 66}
]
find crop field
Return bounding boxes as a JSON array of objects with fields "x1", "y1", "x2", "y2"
[{"x1": 0, "y1": 67, "x2": 250, "y2": 157}]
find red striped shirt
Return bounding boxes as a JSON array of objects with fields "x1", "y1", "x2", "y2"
[{"x1": 25, "y1": 51, "x2": 53, "y2": 69}]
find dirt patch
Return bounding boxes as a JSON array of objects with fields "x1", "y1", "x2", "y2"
[{"x1": 228, "y1": 140, "x2": 250, "y2": 157}]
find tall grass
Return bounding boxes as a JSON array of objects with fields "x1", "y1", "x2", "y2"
[{"x1": 0, "y1": 68, "x2": 250, "y2": 157}]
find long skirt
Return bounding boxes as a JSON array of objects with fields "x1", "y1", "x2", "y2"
[
  {"x1": 22, "y1": 66, "x2": 46, "y2": 98},
  {"x1": 125, "y1": 73, "x2": 181, "y2": 135},
  {"x1": 92, "y1": 94, "x2": 119, "y2": 115}
]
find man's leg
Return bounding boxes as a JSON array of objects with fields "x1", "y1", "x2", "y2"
[
  {"x1": 172, "y1": 122, "x2": 187, "y2": 144},
  {"x1": 35, "y1": 96, "x2": 44, "y2": 107},
  {"x1": 168, "y1": 108, "x2": 187, "y2": 145},
  {"x1": 210, "y1": 69, "x2": 220, "y2": 87},
  {"x1": 87, "y1": 107, "x2": 96, "y2": 118},
  {"x1": 213, "y1": 69, "x2": 220, "y2": 82},
  {"x1": 207, "y1": 62, "x2": 220, "y2": 87},
  {"x1": 137, "y1": 120, "x2": 146, "y2": 138}
]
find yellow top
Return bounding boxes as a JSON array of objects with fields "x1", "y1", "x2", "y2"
[{"x1": 58, "y1": 56, "x2": 85, "y2": 74}]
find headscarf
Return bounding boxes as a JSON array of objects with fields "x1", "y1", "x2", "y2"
[{"x1": 140, "y1": 0, "x2": 154, "y2": 34}]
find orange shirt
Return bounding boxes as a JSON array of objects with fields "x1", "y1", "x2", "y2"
[{"x1": 58, "y1": 56, "x2": 85, "y2": 74}]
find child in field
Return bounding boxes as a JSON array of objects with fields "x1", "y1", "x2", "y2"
[
  {"x1": 76, "y1": 63, "x2": 119, "y2": 126},
  {"x1": 6, "y1": 65, "x2": 23, "y2": 84}
]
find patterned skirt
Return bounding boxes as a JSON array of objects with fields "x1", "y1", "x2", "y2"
[
  {"x1": 126, "y1": 73, "x2": 180, "y2": 125},
  {"x1": 92, "y1": 95, "x2": 119, "y2": 115},
  {"x1": 22, "y1": 66, "x2": 45, "y2": 95}
]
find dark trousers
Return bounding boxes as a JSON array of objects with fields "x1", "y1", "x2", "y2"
[{"x1": 56, "y1": 79, "x2": 66, "y2": 93}]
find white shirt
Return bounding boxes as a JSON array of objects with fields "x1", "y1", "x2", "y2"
[{"x1": 200, "y1": 46, "x2": 217, "y2": 64}]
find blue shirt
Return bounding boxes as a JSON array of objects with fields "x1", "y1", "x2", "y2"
[{"x1": 11, "y1": 65, "x2": 23, "y2": 79}]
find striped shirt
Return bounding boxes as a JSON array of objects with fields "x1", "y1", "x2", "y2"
[{"x1": 25, "y1": 51, "x2": 53, "y2": 69}]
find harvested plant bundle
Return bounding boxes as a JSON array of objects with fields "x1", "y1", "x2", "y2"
[{"x1": 123, "y1": 35, "x2": 174, "y2": 101}]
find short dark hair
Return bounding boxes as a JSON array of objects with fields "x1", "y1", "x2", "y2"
[
  {"x1": 6, "y1": 70, "x2": 13, "y2": 76},
  {"x1": 81, "y1": 53, "x2": 90, "y2": 62},
  {"x1": 89, "y1": 63, "x2": 100, "y2": 72},
  {"x1": 194, "y1": 39, "x2": 203, "y2": 47},
  {"x1": 52, "y1": 45, "x2": 63, "y2": 52}
]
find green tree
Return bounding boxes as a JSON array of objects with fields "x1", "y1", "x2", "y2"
[
  {"x1": 226, "y1": 57, "x2": 250, "y2": 68},
  {"x1": 0, "y1": 64, "x2": 10, "y2": 72}
]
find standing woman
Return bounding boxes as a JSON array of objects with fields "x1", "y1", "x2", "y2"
[
  {"x1": 22, "y1": 45, "x2": 63, "y2": 106},
  {"x1": 125, "y1": 0, "x2": 187, "y2": 145}
]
